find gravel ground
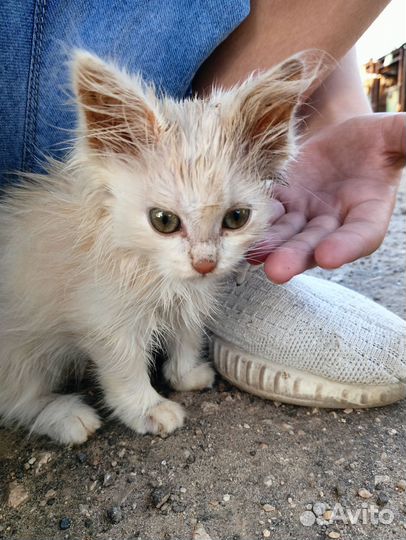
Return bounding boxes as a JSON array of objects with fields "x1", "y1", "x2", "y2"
[{"x1": 0, "y1": 179, "x2": 405, "y2": 540}]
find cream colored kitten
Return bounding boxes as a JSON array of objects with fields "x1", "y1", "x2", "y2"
[{"x1": 0, "y1": 51, "x2": 311, "y2": 444}]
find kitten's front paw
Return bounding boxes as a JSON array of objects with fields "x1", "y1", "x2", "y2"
[
  {"x1": 32, "y1": 394, "x2": 101, "y2": 445},
  {"x1": 172, "y1": 363, "x2": 216, "y2": 392},
  {"x1": 144, "y1": 400, "x2": 185, "y2": 435}
]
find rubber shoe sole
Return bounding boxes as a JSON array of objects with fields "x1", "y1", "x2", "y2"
[{"x1": 212, "y1": 337, "x2": 406, "y2": 408}]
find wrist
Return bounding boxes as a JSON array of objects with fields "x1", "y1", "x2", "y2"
[{"x1": 300, "y1": 48, "x2": 372, "y2": 138}]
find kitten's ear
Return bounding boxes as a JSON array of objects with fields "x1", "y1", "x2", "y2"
[
  {"x1": 72, "y1": 51, "x2": 162, "y2": 155},
  {"x1": 230, "y1": 54, "x2": 317, "y2": 177}
]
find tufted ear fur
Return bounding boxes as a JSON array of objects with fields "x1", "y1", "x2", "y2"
[
  {"x1": 72, "y1": 51, "x2": 162, "y2": 156},
  {"x1": 229, "y1": 54, "x2": 317, "y2": 178}
]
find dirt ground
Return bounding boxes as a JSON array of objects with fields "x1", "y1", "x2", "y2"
[{"x1": 0, "y1": 180, "x2": 405, "y2": 540}]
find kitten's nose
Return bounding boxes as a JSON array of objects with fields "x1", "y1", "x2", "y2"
[{"x1": 192, "y1": 259, "x2": 217, "y2": 275}]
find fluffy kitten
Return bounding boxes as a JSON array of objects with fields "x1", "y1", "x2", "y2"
[{"x1": 0, "y1": 51, "x2": 311, "y2": 444}]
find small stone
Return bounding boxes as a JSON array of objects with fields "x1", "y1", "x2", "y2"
[
  {"x1": 59, "y1": 517, "x2": 71, "y2": 530},
  {"x1": 193, "y1": 522, "x2": 212, "y2": 540},
  {"x1": 34, "y1": 452, "x2": 53, "y2": 475},
  {"x1": 171, "y1": 501, "x2": 187, "y2": 513},
  {"x1": 7, "y1": 481, "x2": 29, "y2": 508},
  {"x1": 343, "y1": 408, "x2": 353, "y2": 414},
  {"x1": 263, "y1": 475, "x2": 273, "y2": 487},
  {"x1": 323, "y1": 510, "x2": 334, "y2": 520},
  {"x1": 312, "y1": 502, "x2": 327, "y2": 516},
  {"x1": 223, "y1": 494, "x2": 231, "y2": 502},
  {"x1": 28, "y1": 457, "x2": 36, "y2": 465},
  {"x1": 118, "y1": 448, "x2": 126, "y2": 458},
  {"x1": 151, "y1": 486, "x2": 171, "y2": 509},
  {"x1": 263, "y1": 504, "x2": 275, "y2": 512},
  {"x1": 111, "y1": 460, "x2": 118, "y2": 467},
  {"x1": 328, "y1": 532, "x2": 340, "y2": 539},
  {"x1": 106, "y1": 506, "x2": 123, "y2": 524},
  {"x1": 262, "y1": 529, "x2": 271, "y2": 538},
  {"x1": 201, "y1": 401, "x2": 219, "y2": 414},
  {"x1": 396, "y1": 479, "x2": 406, "y2": 491},
  {"x1": 179, "y1": 487, "x2": 187, "y2": 494},
  {"x1": 374, "y1": 474, "x2": 390, "y2": 487},
  {"x1": 76, "y1": 452, "x2": 87, "y2": 464},
  {"x1": 79, "y1": 504, "x2": 90, "y2": 517},
  {"x1": 186, "y1": 454, "x2": 196, "y2": 464},
  {"x1": 376, "y1": 492, "x2": 389, "y2": 506},
  {"x1": 335, "y1": 482, "x2": 346, "y2": 497},
  {"x1": 358, "y1": 488, "x2": 373, "y2": 499},
  {"x1": 299, "y1": 511, "x2": 316, "y2": 527},
  {"x1": 102, "y1": 472, "x2": 114, "y2": 487},
  {"x1": 45, "y1": 489, "x2": 56, "y2": 499}
]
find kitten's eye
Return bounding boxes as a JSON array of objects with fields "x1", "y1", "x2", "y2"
[
  {"x1": 149, "y1": 208, "x2": 181, "y2": 234},
  {"x1": 222, "y1": 208, "x2": 251, "y2": 230}
]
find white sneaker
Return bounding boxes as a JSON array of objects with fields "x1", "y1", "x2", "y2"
[{"x1": 209, "y1": 268, "x2": 406, "y2": 408}]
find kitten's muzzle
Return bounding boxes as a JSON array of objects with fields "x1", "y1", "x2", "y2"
[{"x1": 192, "y1": 259, "x2": 217, "y2": 275}]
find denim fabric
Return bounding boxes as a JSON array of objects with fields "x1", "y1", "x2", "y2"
[{"x1": 0, "y1": 0, "x2": 249, "y2": 184}]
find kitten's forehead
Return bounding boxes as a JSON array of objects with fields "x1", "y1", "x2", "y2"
[{"x1": 155, "y1": 99, "x2": 242, "y2": 205}]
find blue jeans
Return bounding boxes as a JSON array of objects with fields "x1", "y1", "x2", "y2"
[{"x1": 0, "y1": 1, "x2": 249, "y2": 184}]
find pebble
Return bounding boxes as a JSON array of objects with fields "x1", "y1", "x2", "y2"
[
  {"x1": 171, "y1": 501, "x2": 187, "y2": 513},
  {"x1": 223, "y1": 494, "x2": 231, "y2": 502},
  {"x1": 76, "y1": 452, "x2": 87, "y2": 464},
  {"x1": 328, "y1": 532, "x2": 340, "y2": 539},
  {"x1": 262, "y1": 529, "x2": 271, "y2": 538},
  {"x1": 7, "y1": 481, "x2": 29, "y2": 508},
  {"x1": 151, "y1": 486, "x2": 171, "y2": 509},
  {"x1": 396, "y1": 479, "x2": 406, "y2": 491},
  {"x1": 27, "y1": 457, "x2": 36, "y2": 465},
  {"x1": 335, "y1": 482, "x2": 346, "y2": 497},
  {"x1": 201, "y1": 401, "x2": 219, "y2": 414},
  {"x1": 299, "y1": 511, "x2": 316, "y2": 527},
  {"x1": 192, "y1": 522, "x2": 212, "y2": 540},
  {"x1": 45, "y1": 489, "x2": 56, "y2": 499},
  {"x1": 179, "y1": 487, "x2": 187, "y2": 494},
  {"x1": 59, "y1": 517, "x2": 71, "y2": 530},
  {"x1": 374, "y1": 474, "x2": 390, "y2": 486},
  {"x1": 263, "y1": 475, "x2": 274, "y2": 487},
  {"x1": 34, "y1": 451, "x2": 53, "y2": 475},
  {"x1": 103, "y1": 472, "x2": 114, "y2": 487},
  {"x1": 106, "y1": 506, "x2": 123, "y2": 524},
  {"x1": 358, "y1": 488, "x2": 373, "y2": 499},
  {"x1": 376, "y1": 492, "x2": 389, "y2": 506},
  {"x1": 323, "y1": 510, "x2": 334, "y2": 520},
  {"x1": 312, "y1": 502, "x2": 327, "y2": 516},
  {"x1": 263, "y1": 504, "x2": 275, "y2": 512}
]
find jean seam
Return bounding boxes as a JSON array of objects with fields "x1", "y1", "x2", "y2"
[{"x1": 22, "y1": 0, "x2": 47, "y2": 172}]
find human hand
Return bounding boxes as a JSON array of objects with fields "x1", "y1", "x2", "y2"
[{"x1": 247, "y1": 113, "x2": 406, "y2": 283}]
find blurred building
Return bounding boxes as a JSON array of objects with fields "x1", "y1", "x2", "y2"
[{"x1": 363, "y1": 43, "x2": 406, "y2": 112}]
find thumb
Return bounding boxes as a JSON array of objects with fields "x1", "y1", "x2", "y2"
[{"x1": 377, "y1": 112, "x2": 406, "y2": 158}]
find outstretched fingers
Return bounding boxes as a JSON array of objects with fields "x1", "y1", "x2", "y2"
[{"x1": 263, "y1": 214, "x2": 340, "y2": 282}]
